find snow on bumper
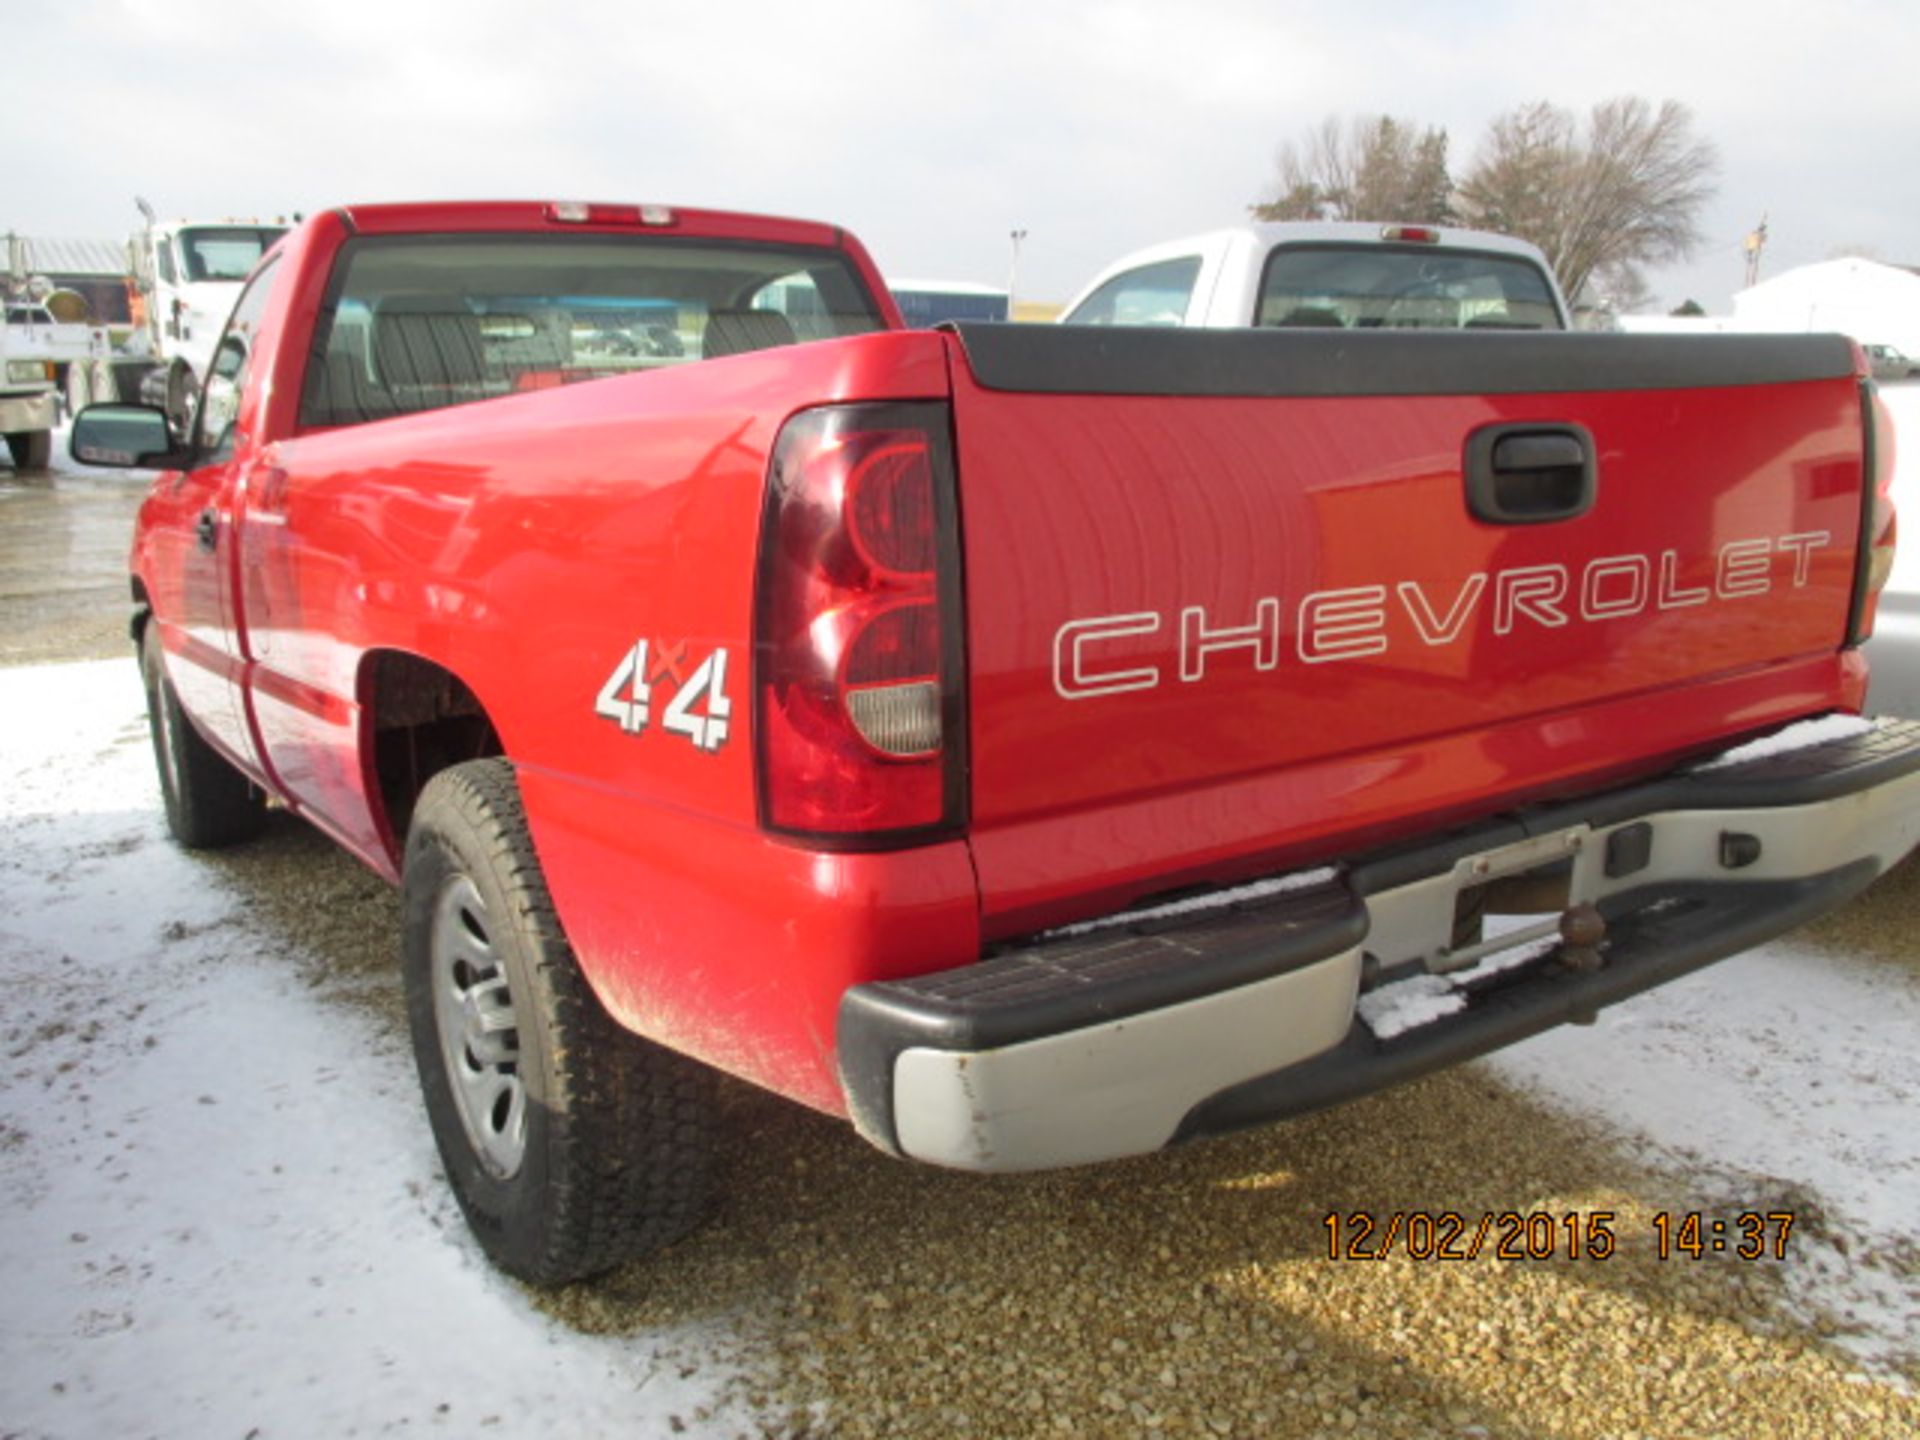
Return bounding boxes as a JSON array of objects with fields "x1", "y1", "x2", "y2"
[{"x1": 838, "y1": 718, "x2": 1920, "y2": 1172}]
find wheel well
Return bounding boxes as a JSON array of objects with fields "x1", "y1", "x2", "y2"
[
  {"x1": 363, "y1": 651, "x2": 501, "y2": 858},
  {"x1": 130, "y1": 578, "x2": 151, "y2": 643}
]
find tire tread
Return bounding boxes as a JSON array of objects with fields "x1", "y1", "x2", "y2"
[
  {"x1": 407, "y1": 759, "x2": 711, "y2": 1284},
  {"x1": 140, "y1": 625, "x2": 267, "y2": 848}
]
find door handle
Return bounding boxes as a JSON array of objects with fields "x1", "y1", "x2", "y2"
[
  {"x1": 1464, "y1": 423, "x2": 1597, "y2": 525},
  {"x1": 196, "y1": 509, "x2": 218, "y2": 551}
]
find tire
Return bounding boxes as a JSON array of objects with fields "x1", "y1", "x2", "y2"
[
  {"x1": 163, "y1": 360, "x2": 198, "y2": 435},
  {"x1": 114, "y1": 360, "x2": 155, "y2": 407},
  {"x1": 89, "y1": 359, "x2": 116, "y2": 407},
  {"x1": 5, "y1": 429, "x2": 52, "y2": 473},
  {"x1": 65, "y1": 361, "x2": 93, "y2": 417},
  {"x1": 402, "y1": 759, "x2": 713, "y2": 1284},
  {"x1": 139, "y1": 624, "x2": 268, "y2": 847}
]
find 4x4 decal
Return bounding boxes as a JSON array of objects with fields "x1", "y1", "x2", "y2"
[{"x1": 595, "y1": 639, "x2": 732, "y2": 752}]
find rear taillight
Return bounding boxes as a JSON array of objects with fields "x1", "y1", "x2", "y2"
[
  {"x1": 754, "y1": 403, "x2": 966, "y2": 845},
  {"x1": 1849, "y1": 382, "x2": 1899, "y2": 645}
]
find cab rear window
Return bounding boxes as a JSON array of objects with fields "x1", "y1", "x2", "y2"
[
  {"x1": 298, "y1": 233, "x2": 883, "y2": 429},
  {"x1": 1258, "y1": 245, "x2": 1562, "y2": 331}
]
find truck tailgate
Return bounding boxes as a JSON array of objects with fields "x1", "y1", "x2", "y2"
[{"x1": 945, "y1": 327, "x2": 1869, "y2": 933}]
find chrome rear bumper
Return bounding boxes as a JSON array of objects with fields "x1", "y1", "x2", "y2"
[{"x1": 838, "y1": 719, "x2": 1920, "y2": 1171}]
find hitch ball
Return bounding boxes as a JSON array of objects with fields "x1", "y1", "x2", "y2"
[{"x1": 1559, "y1": 903, "x2": 1607, "y2": 974}]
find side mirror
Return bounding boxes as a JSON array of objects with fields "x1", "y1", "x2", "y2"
[{"x1": 69, "y1": 404, "x2": 196, "y2": 470}]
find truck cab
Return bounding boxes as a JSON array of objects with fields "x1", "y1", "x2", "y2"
[{"x1": 125, "y1": 216, "x2": 288, "y2": 421}]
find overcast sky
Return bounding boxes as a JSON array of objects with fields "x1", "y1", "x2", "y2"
[{"x1": 12, "y1": 0, "x2": 1916, "y2": 312}]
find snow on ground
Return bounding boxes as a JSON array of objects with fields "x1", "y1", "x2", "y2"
[
  {"x1": 1490, "y1": 926, "x2": 1920, "y2": 1373},
  {"x1": 0, "y1": 660, "x2": 735, "y2": 1439}
]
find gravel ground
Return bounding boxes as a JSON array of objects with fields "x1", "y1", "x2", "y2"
[
  {"x1": 543, "y1": 1091, "x2": 1914, "y2": 1440},
  {"x1": 179, "y1": 810, "x2": 1920, "y2": 1439},
  {"x1": 536, "y1": 905, "x2": 1920, "y2": 1440},
  {"x1": 6, "y1": 449, "x2": 1919, "y2": 1437}
]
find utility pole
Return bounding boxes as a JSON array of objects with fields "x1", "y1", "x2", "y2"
[
  {"x1": 1742, "y1": 214, "x2": 1768, "y2": 289},
  {"x1": 1007, "y1": 228, "x2": 1028, "y2": 322},
  {"x1": 5, "y1": 232, "x2": 28, "y2": 295}
]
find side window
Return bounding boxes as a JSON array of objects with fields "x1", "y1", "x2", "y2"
[
  {"x1": 196, "y1": 258, "x2": 279, "y2": 462},
  {"x1": 1062, "y1": 256, "x2": 1203, "y2": 327},
  {"x1": 750, "y1": 270, "x2": 831, "y2": 341}
]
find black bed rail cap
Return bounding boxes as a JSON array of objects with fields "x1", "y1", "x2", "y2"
[{"x1": 946, "y1": 323, "x2": 1859, "y2": 399}]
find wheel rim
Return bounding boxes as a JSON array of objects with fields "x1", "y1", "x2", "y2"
[
  {"x1": 151, "y1": 673, "x2": 183, "y2": 804},
  {"x1": 430, "y1": 875, "x2": 527, "y2": 1179}
]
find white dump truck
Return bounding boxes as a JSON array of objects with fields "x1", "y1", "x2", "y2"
[{"x1": 121, "y1": 199, "x2": 287, "y2": 424}]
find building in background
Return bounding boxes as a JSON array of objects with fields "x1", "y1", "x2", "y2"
[
  {"x1": 888, "y1": 279, "x2": 1009, "y2": 328},
  {"x1": 3, "y1": 236, "x2": 132, "y2": 330},
  {"x1": 1733, "y1": 258, "x2": 1920, "y2": 354},
  {"x1": 1621, "y1": 257, "x2": 1920, "y2": 355}
]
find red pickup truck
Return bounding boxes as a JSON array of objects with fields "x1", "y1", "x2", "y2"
[{"x1": 74, "y1": 201, "x2": 1917, "y2": 1284}]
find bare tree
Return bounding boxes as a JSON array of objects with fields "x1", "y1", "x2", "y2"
[
  {"x1": 1446, "y1": 102, "x2": 1571, "y2": 239},
  {"x1": 1253, "y1": 115, "x2": 1453, "y2": 224},
  {"x1": 1583, "y1": 259, "x2": 1659, "y2": 323},
  {"x1": 1455, "y1": 98, "x2": 1719, "y2": 308}
]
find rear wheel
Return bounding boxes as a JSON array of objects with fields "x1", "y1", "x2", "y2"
[
  {"x1": 5, "y1": 430, "x2": 52, "y2": 473},
  {"x1": 88, "y1": 359, "x2": 116, "y2": 408},
  {"x1": 65, "y1": 361, "x2": 93, "y2": 417},
  {"x1": 402, "y1": 759, "x2": 713, "y2": 1284},
  {"x1": 114, "y1": 360, "x2": 155, "y2": 407},
  {"x1": 163, "y1": 360, "x2": 198, "y2": 436},
  {"x1": 139, "y1": 624, "x2": 267, "y2": 847}
]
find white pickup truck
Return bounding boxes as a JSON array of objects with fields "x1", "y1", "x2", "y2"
[{"x1": 1059, "y1": 221, "x2": 1572, "y2": 332}]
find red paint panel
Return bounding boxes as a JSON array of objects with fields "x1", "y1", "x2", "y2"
[
  {"x1": 228, "y1": 326, "x2": 953, "y2": 1105},
  {"x1": 238, "y1": 330, "x2": 948, "y2": 858},
  {"x1": 127, "y1": 201, "x2": 948, "y2": 1109},
  {"x1": 952, "y1": 367, "x2": 1866, "y2": 933},
  {"x1": 518, "y1": 764, "x2": 980, "y2": 1113}
]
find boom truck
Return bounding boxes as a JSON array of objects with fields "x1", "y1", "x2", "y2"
[
  {"x1": 2, "y1": 236, "x2": 113, "y2": 462},
  {"x1": 67, "y1": 200, "x2": 1916, "y2": 1285}
]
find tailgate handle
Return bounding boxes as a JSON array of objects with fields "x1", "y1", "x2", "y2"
[{"x1": 1465, "y1": 423, "x2": 1597, "y2": 525}]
